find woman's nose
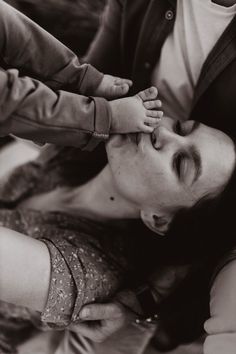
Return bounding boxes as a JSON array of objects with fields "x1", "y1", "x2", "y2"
[{"x1": 152, "y1": 126, "x2": 184, "y2": 150}]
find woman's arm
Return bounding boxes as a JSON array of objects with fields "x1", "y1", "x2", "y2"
[
  {"x1": 0, "y1": 226, "x2": 50, "y2": 312},
  {"x1": 204, "y1": 260, "x2": 236, "y2": 354}
]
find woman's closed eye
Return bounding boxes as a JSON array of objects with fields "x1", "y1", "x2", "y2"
[{"x1": 173, "y1": 152, "x2": 188, "y2": 180}]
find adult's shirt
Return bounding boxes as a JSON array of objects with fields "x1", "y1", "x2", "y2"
[{"x1": 152, "y1": 0, "x2": 236, "y2": 121}]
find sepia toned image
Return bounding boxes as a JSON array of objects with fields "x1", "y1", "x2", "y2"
[{"x1": 0, "y1": 1, "x2": 236, "y2": 353}]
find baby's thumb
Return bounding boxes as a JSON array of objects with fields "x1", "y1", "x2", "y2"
[{"x1": 110, "y1": 83, "x2": 130, "y2": 98}]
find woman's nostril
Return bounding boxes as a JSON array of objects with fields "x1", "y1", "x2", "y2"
[{"x1": 151, "y1": 131, "x2": 156, "y2": 146}]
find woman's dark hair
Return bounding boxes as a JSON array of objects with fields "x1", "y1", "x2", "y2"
[
  {"x1": 167, "y1": 141, "x2": 236, "y2": 261},
  {"x1": 148, "y1": 145, "x2": 236, "y2": 351},
  {"x1": 149, "y1": 143, "x2": 236, "y2": 350}
]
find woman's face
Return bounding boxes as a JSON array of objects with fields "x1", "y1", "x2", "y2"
[{"x1": 106, "y1": 118, "x2": 235, "y2": 216}]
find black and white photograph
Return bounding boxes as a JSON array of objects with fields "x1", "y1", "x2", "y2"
[{"x1": 0, "y1": 0, "x2": 236, "y2": 353}]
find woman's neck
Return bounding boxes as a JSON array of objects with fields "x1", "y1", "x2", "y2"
[{"x1": 65, "y1": 166, "x2": 140, "y2": 222}]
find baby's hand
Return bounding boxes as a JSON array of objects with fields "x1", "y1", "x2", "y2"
[
  {"x1": 109, "y1": 87, "x2": 163, "y2": 134},
  {"x1": 94, "y1": 74, "x2": 133, "y2": 99}
]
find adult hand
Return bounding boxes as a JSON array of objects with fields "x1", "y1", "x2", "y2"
[{"x1": 69, "y1": 290, "x2": 142, "y2": 343}]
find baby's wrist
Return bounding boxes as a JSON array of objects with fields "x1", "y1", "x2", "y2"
[{"x1": 109, "y1": 100, "x2": 120, "y2": 133}]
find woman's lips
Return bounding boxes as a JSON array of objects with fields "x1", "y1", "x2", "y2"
[{"x1": 128, "y1": 133, "x2": 142, "y2": 145}]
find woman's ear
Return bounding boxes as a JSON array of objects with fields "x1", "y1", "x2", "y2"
[{"x1": 140, "y1": 210, "x2": 173, "y2": 236}]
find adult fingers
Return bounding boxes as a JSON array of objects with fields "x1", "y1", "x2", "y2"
[
  {"x1": 69, "y1": 311, "x2": 127, "y2": 342},
  {"x1": 79, "y1": 303, "x2": 124, "y2": 321},
  {"x1": 69, "y1": 322, "x2": 109, "y2": 342}
]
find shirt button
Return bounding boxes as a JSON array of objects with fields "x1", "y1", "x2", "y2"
[
  {"x1": 144, "y1": 62, "x2": 151, "y2": 70},
  {"x1": 165, "y1": 10, "x2": 174, "y2": 20}
]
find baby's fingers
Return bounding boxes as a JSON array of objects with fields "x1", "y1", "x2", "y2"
[
  {"x1": 141, "y1": 114, "x2": 162, "y2": 133},
  {"x1": 111, "y1": 83, "x2": 130, "y2": 96},
  {"x1": 144, "y1": 99, "x2": 162, "y2": 110},
  {"x1": 146, "y1": 110, "x2": 163, "y2": 118},
  {"x1": 140, "y1": 123, "x2": 155, "y2": 133},
  {"x1": 115, "y1": 77, "x2": 133, "y2": 87},
  {"x1": 137, "y1": 86, "x2": 158, "y2": 101},
  {"x1": 145, "y1": 116, "x2": 161, "y2": 126}
]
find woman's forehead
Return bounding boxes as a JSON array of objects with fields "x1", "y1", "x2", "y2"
[{"x1": 193, "y1": 124, "x2": 235, "y2": 197}]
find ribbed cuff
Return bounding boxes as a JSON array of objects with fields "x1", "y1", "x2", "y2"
[{"x1": 79, "y1": 64, "x2": 104, "y2": 96}]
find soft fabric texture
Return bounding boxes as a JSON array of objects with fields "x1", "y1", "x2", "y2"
[
  {"x1": 152, "y1": 0, "x2": 236, "y2": 120},
  {"x1": 0, "y1": 1, "x2": 111, "y2": 151}
]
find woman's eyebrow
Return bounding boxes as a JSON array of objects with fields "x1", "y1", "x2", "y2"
[{"x1": 190, "y1": 146, "x2": 202, "y2": 184}]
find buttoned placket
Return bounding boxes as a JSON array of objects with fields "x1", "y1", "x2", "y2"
[{"x1": 132, "y1": 0, "x2": 176, "y2": 92}]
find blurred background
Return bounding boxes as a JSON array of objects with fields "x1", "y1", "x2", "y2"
[{"x1": 5, "y1": 0, "x2": 106, "y2": 55}]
